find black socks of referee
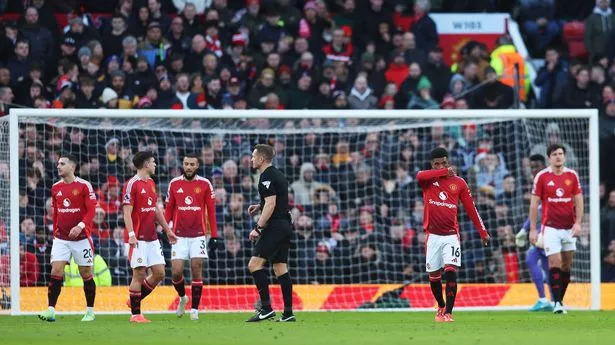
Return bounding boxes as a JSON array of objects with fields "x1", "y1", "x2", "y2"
[
  {"x1": 444, "y1": 268, "x2": 457, "y2": 314},
  {"x1": 277, "y1": 272, "x2": 293, "y2": 315},
  {"x1": 549, "y1": 267, "x2": 562, "y2": 303},
  {"x1": 251, "y1": 269, "x2": 272, "y2": 311}
]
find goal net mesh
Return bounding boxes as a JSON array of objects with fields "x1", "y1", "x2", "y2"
[{"x1": 0, "y1": 113, "x2": 592, "y2": 313}]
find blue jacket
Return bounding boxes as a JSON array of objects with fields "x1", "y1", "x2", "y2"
[
  {"x1": 519, "y1": 0, "x2": 556, "y2": 21},
  {"x1": 534, "y1": 59, "x2": 568, "y2": 108}
]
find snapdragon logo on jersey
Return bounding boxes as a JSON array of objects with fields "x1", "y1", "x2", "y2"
[
  {"x1": 178, "y1": 196, "x2": 201, "y2": 211},
  {"x1": 429, "y1": 191, "x2": 457, "y2": 209},
  {"x1": 58, "y1": 198, "x2": 81, "y2": 213},
  {"x1": 548, "y1": 188, "x2": 571, "y2": 203},
  {"x1": 140, "y1": 196, "x2": 157, "y2": 212}
]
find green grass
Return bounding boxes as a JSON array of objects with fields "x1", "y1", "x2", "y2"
[{"x1": 1, "y1": 311, "x2": 614, "y2": 345}]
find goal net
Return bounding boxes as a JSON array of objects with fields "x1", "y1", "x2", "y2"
[{"x1": 0, "y1": 109, "x2": 600, "y2": 314}]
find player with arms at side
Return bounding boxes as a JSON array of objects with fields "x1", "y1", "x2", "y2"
[
  {"x1": 515, "y1": 154, "x2": 553, "y2": 311},
  {"x1": 246, "y1": 144, "x2": 295, "y2": 322},
  {"x1": 529, "y1": 144, "x2": 583, "y2": 314},
  {"x1": 417, "y1": 148, "x2": 490, "y2": 322},
  {"x1": 39, "y1": 155, "x2": 98, "y2": 322},
  {"x1": 165, "y1": 153, "x2": 224, "y2": 320},
  {"x1": 123, "y1": 151, "x2": 177, "y2": 323}
]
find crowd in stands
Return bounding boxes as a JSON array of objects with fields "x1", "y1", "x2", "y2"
[{"x1": 0, "y1": 0, "x2": 613, "y2": 285}]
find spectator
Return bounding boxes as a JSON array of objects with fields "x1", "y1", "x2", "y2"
[
  {"x1": 530, "y1": 123, "x2": 580, "y2": 169},
  {"x1": 472, "y1": 66, "x2": 514, "y2": 109},
  {"x1": 561, "y1": 67, "x2": 601, "y2": 109},
  {"x1": 490, "y1": 35, "x2": 530, "y2": 103},
  {"x1": 407, "y1": 76, "x2": 438, "y2": 109},
  {"x1": 148, "y1": 0, "x2": 172, "y2": 32},
  {"x1": 585, "y1": 0, "x2": 615, "y2": 63},
  {"x1": 520, "y1": 0, "x2": 559, "y2": 54},
  {"x1": 385, "y1": 51, "x2": 409, "y2": 89},
  {"x1": 355, "y1": 0, "x2": 392, "y2": 51},
  {"x1": 298, "y1": 1, "x2": 328, "y2": 52},
  {"x1": 535, "y1": 47, "x2": 568, "y2": 108},
  {"x1": 7, "y1": 39, "x2": 31, "y2": 83},
  {"x1": 423, "y1": 47, "x2": 452, "y2": 102},
  {"x1": 99, "y1": 226, "x2": 130, "y2": 285},
  {"x1": 348, "y1": 74, "x2": 378, "y2": 109},
  {"x1": 287, "y1": 74, "x2": 313, "y2": 109},
  {"x1": 172, "y1": 0, "x2": 207, "y2": 14},
  {"x1": 20, "y1": 6, "x2": 54, "y2": 71},
  {"x1": 102, "y1": 14, "x2": 129, "y2": 58},
  {"x1": 411, "y1": 0, "x2": 439, "y2": 51}
]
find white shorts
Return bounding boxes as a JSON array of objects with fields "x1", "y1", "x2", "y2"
[
  {"x1": 171, "y1": 236, "x2": 209, "y2": 261},
  {"x1": 50, "y1": 238, "x2": 94, "y2": 266},
  {"x1": 542, "y1": 226, "x2": 577, "y2": 256},
  {"x1": 425, "y1": 234, "x2": 461, "y2": 272},
  {"x1": 129, "y1": 240, "x2": 166, "y2": 268}
]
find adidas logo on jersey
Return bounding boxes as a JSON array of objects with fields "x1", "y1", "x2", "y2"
[
  {"x1": 57, "y1": 191, "x2": 63, "y2": 196},
  {"x1": 547, "y1": 181, "x2": 555, "y2": 186},
  {"x1": 433, "y1": 182, "x2": 439, "y2": 187},
  {"x1": 141, "y1": 188, "x2": 146, "y2": 194},
  {"x1": 177, "y1": 188, "x2": 184, "y2": 193},
  {"x1": 262, "y1": 181, "x2": 271, "y2": 189}
]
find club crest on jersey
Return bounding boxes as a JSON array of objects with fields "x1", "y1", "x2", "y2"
[
  {"x1": 185, "y1": 196, "x2": 194, "y2": 205},
  {"x1": 194, "y1": 187, "x2": 202, "y2": 194},
  {"x1": 62, "y1": 198, "x2": 71, "y2": 207},
  {"x1": 262, "y1": 181, "x2": 271, "y2": 189},
  {"x1": 137, "y1": 258, "x2": 143, "y2": 264},
  {"x1": 439, "y1": 191, "x2": 449, "y2": 201},
  {"x1": 565, "y1": 179, "x2": 572, "y2": 186},
  {"x1": 449, "y1": 183, "x2": 458, "y2": 192},
  {"x1": 147, "y1": 197, "x2": 153, "y2": 206},
  {"x1": 72, "y1": 189, "x2": 79, "y2": 196},
  {"x1": 556, "y1": 188, "x2": 564, "y2": 197}
]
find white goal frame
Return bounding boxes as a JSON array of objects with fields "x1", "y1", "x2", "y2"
[{"x1": 6, "y1": 108, "x2": 601, "y2": 315}]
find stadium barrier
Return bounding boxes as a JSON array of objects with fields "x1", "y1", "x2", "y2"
[{"x1": 4, "y1": 283, "x2": 614, "y2": 313}]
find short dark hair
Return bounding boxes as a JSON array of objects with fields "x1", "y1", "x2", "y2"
[
  {"x1": 430, "y1": 147, "x2": 448, "y2": 160},
  {"x1": 254, "y1": 144, "x2": 274, "y2": 162},
  {"x1": 183, "y1": 152, "x2": 200, "y2": 162},
  {"x1": 60, "y1": 154, "x2": 78, "y2": 165},
  {"x1": 547, "y1": 144, "x2": 566, "y2": 157},
  {"x1": 133, "y1": 151, "x2": 155, "y2": 169},
  {"x1": 529, "y1": 154, "x2": 546, "y2": 165}
]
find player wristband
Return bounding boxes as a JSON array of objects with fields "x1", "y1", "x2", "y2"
[
  {"x1": 77, "y1": 222, "x2": 85, "y2": 230},
  {"x1": 128, "y1": 231, "x2": 135, "y2": 237}
]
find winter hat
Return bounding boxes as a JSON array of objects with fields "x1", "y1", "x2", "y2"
[
  {"x1": 101, "y1": 87, "x2": 118, "y2": 104},
  {"x1": 78, "y1": 46, "x2": 92, "y2": 58},
  {"x1": 417, "y1": 76, "x2": 432, "y2": 90}
]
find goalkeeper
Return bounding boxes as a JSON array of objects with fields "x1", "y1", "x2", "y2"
[{"x1": 515, "y1": 154, "x2": 553, "y2": 312}]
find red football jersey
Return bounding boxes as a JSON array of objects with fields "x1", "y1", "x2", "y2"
[
  {"x1": 122, "y1": 175, "x2": 159, "y2": 241},
  {"x1": 417, "y1": 168, "x2": 488, "y2": 238},
  {"x1": 164, "y1": 175, "x2": 218, "y2": 238},
  {"x1": 532, "y1": 167, "x2": 582, "y2": 230},
  {"x1": 51, "y1": 177, "x2": 97, "y2": 241}
]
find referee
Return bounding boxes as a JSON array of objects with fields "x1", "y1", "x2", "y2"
[{"x1": 246, "y1": 144, "x2": 295, "y2": 322}]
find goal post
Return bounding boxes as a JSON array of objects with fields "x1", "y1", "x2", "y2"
[{"x1": 1, "y1": 108, "x2": 600, "y2": 315}]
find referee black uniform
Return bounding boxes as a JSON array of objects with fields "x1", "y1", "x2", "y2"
[{"x1": 253, "y1": 165, "x2": 293, "y2": 263}]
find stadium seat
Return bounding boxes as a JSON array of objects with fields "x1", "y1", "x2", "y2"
[{"x1": 562, "y1": 21, "x2": 588, "y2": 59}]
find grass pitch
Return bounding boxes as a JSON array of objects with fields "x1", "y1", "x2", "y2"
[{"x1": 1, "y1": 311, "x2": 613, "y2": 345}]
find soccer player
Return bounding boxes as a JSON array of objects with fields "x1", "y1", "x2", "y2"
[
  {"x1": 38, "y1": 155, "x2": 97, "y2": 322},
  {"x1": 515, "y1": 154, "x2": 553, "y2": 311},
  {"x1": 245, "y1": 144, "x2": 295, "y2": 322},
  {"x1": 165, "y1": 153, "x2": 223, "y2": 320},
  {"x1": 123, "y1": 151, "x2": 177, "y2": 323},
  {"x1": 529, "y1": 144, "x2": 583, "y2": 314},
  {"x1": 417, "y1": 147, "x2": 490, "y2": 322}
]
